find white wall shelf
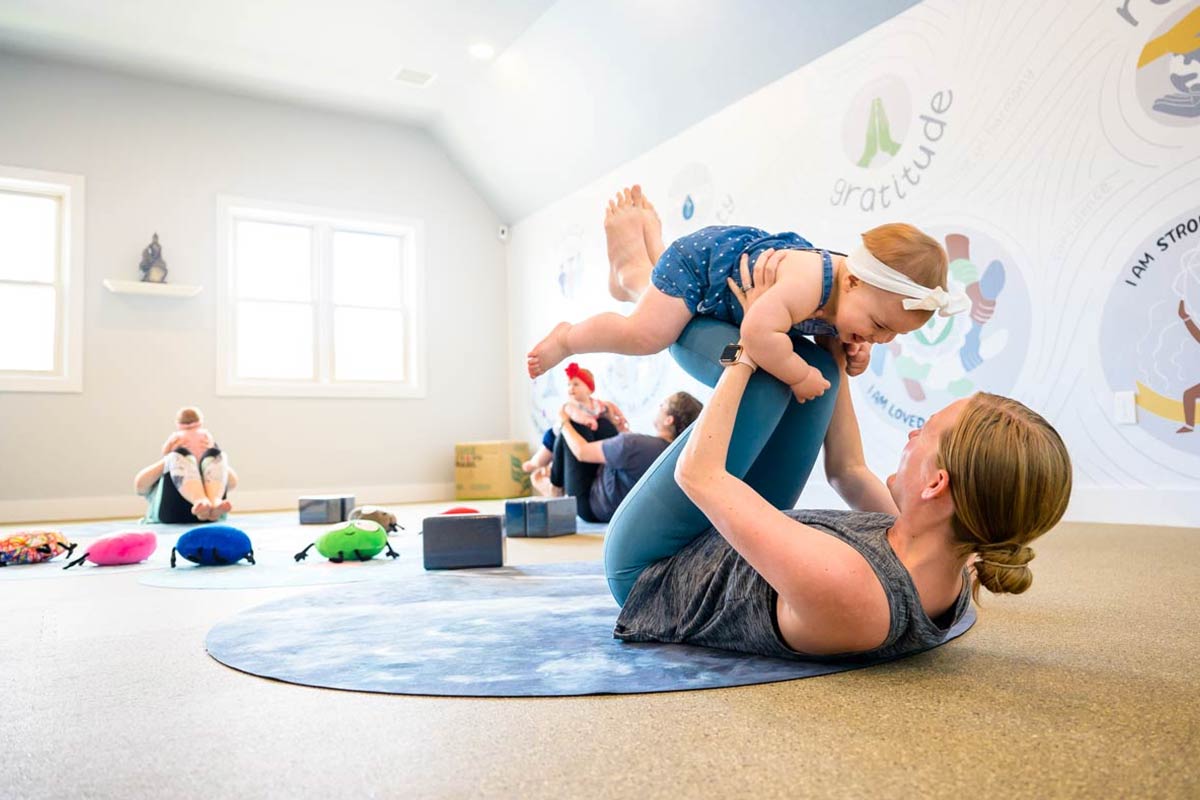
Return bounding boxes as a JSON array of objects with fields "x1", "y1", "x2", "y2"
[{"x1": 103, "y1": 279, "x2": 202, "y2": 297}]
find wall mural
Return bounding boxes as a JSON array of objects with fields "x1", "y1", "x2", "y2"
[
  {"x1": 1101, "y1": 207, "x2": 1200, "y2": 453},
  {"x1": 1133, "y1": 6, "x2": 1200, "y2": 124},
  {"x1": 509, "y1": 0, "x2": 1200, "y2": 524}
]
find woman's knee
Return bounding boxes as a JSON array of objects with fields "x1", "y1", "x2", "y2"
[
  {"x1": 669, "y1": 318, "x2": 738, "y2": 387},
  {"x1": 602, "y1": 515, "x2": 643, "y2": 606}
]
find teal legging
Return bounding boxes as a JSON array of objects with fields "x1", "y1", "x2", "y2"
[{"x1": 603, "y1": 317, "x2": 842, "y2": 605}]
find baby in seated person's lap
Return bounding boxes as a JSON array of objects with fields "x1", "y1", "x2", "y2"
[{"x1": 162, "y1": 406, "x2": 231, "y2": 520}]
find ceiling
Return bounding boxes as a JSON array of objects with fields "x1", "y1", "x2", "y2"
[{"x1": 0, "y1": 0, "x2": 920, "y2": 222}]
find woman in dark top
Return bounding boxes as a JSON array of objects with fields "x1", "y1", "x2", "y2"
[
  {"x1": 545, "y1": 390, "x2": 702, "y2": 523},
  {"x1": 605, "y1": 248, "x2": 1073, "y2": 660}
]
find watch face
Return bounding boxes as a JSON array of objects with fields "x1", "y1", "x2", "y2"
[{"x1": 719, "y1": 343, "x2": 742, "y2": 364}]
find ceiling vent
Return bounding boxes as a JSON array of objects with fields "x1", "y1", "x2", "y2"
[{"x1": 392, "y1": 67, "x2": 436, "y2": 88}]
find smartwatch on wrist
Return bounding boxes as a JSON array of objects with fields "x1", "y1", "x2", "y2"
[{"x1": 719, "y1": 342, "x2": 757, "y2": 371}]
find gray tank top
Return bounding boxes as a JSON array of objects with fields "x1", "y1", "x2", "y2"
[{"x1": 613, "y1": 509, "x2": 972, "y2": 662}]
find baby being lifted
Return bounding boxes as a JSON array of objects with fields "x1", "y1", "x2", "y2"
[{"x1": 527, "y1": 186, "x2": 968, "y2": 400}]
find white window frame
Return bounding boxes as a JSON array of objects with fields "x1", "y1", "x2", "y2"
[
  {"x1": 216, "y1": 195, "x2": 426, "y2": 398},
  {"x1": 0, "y1": 165, "x2": 85, "y2": 393}
]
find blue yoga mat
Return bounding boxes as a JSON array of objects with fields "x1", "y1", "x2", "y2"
[{"x1": 206, "y1": 561, "x2": 975, "y2": 696}]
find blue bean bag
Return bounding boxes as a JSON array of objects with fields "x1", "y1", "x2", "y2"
[{"x1": 171, "y1": 525, "x2": 255, "y2": 568}]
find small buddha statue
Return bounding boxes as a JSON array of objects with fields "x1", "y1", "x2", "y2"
[{"x1": 139, "y1": 233, "x2": 168, "y2": 283}]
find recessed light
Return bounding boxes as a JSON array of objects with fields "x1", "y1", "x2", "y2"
[
  {"x1": 392, "y1": 66, "x2": 436, "y2": 87},
  {"x1": 468, "y1": 42, "x2": 495, "y2": 61}
]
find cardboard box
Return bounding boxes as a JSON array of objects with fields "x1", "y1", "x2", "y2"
[{"x1": 454, "y1": 440, "x2": 532, "y2": 500}]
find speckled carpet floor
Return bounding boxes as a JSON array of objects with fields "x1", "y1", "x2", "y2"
[{"x1": 1, "y1": 508, "x2": 1197, "y2": 799}]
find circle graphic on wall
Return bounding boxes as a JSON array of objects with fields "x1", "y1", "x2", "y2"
[
  {"x1": 555, "y1": 227, "x2": 586, "y2": 300},
  {"x1": 601, "y1": 351, "x2": 672, "y2": 422},
  {"x1": 1134, "y1": 4, "x2": 1200, "y2": 126},
  {"x1": 1099, "y1": 207, "x2": 1200, "y2": 455},
  {"x1": 841, "y1": 75, "x2": 912, "y2": 169},
  {"x1": 854, "y1": 225, "x2": 1032, "y2": 430}
]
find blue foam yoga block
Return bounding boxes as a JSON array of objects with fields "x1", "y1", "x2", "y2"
[
  {"x1": 422, "y1": 514, "x2": 505, "y2": 570},
  {"x1": 504, "y1": 497, "x2": 577, "y2": 537},
  {"x1": 504, "y1": 500, "x2": 529, "y2": 537},
  {"x1": 525, "y1": 496, "x2": 576, "y2": 537}
]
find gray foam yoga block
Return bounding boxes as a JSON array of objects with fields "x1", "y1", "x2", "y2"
[
  {"x1": 299, "y1": 494, "x2": 355, "y2": 524},
  {"x1": 505, "y1": 497, "x2": 577, "y2": 538},
  {"x1": 422, "y1": 514, "x2": 505, "y2": 570}
]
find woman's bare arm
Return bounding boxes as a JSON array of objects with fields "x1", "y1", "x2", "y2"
[
  {"x1": 739, "y1": 251, "x2": 824, "y2": 387},
  {"x1": 817, "y1": 338, "x2": 900, "y2": 515},
  {"x1": 133, "y1": 459, "x2": 165, "y2": 495},
  {"x1": 558, "y1": 406, "x2": 607, "y2": 463}
]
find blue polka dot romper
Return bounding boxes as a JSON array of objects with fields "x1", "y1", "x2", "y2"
[{"x1": 650, "y1": 226, "x2": 839, "y2": 336}]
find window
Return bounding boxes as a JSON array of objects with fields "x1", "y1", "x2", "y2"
[
  {"x1": 0, "y1": 165, "x2": 85, "y2": 393},
  {"x1": 217, "y1": 197, "x2": 425, "y2": 398}
]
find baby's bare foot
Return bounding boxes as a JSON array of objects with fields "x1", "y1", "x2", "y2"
[
  {"x1": 214, "y1": 499, "x2": 232, "y2": 517},
  {"x1": 527, "y1": 322, "x2": 572, "y2": 378},
  {"x1": 631, "y1": 185, "x2": 665, "y2": 263},
  {"x1": 604, "y1": 187, "x2": 653, "y2": 302}
]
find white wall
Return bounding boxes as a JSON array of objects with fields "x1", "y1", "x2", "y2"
[
  {"x1": 507, "y1": 0, "x2": 1200, "y2": 528},
  {"x1": 0, "y1": 52, "x2": 509, "y2": 521}
]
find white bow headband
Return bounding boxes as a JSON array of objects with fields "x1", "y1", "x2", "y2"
[{"x1": 845, "y1": 245, "x2": 970, "y2": 317}]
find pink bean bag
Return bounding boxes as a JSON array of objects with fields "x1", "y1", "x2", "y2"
[{"x1": 63, "y1": 531, "x2": 158, "y2": 569}]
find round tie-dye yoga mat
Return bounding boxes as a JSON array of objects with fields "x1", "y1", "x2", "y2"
[{"x1": 206, "y1": 561, "x2": 975, "y2": 697}]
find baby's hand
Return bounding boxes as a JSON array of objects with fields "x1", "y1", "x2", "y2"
[
  {"x1": 789, "y1": 367, "x2": 831, "y2": 403},
  {"x1": 602, "y1": 400, "x2": 629, "y2": 431},
  {"x1": 844, "y1": 342, "x2": 872, "y2": 377},
  {"x1": 162, "y1": 433, "x2": 182, "y2": 455}
]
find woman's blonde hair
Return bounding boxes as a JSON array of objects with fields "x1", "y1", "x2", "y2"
[
  {"x1": 862, "y1": 223, "x2": 948, "y2": 292},
  {"x1": 937, "y1": 393, "x2": 1072, "y2": 601}
]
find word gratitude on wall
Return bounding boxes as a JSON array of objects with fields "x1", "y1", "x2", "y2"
[{"x1": 829, "y1": 88, "x2": 953, "y2": 212}]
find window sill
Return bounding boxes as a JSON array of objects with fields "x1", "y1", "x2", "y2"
[
  {"x1": 215, "y1": 379, "x2": 426, "y2": 399},
  {"x1": 0, "y1": 373, "x2": 82, "y2": 393}
]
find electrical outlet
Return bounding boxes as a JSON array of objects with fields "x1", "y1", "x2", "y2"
[{"x1": 1113, "y1": 390, "x2": 1138, "y2": 425}]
